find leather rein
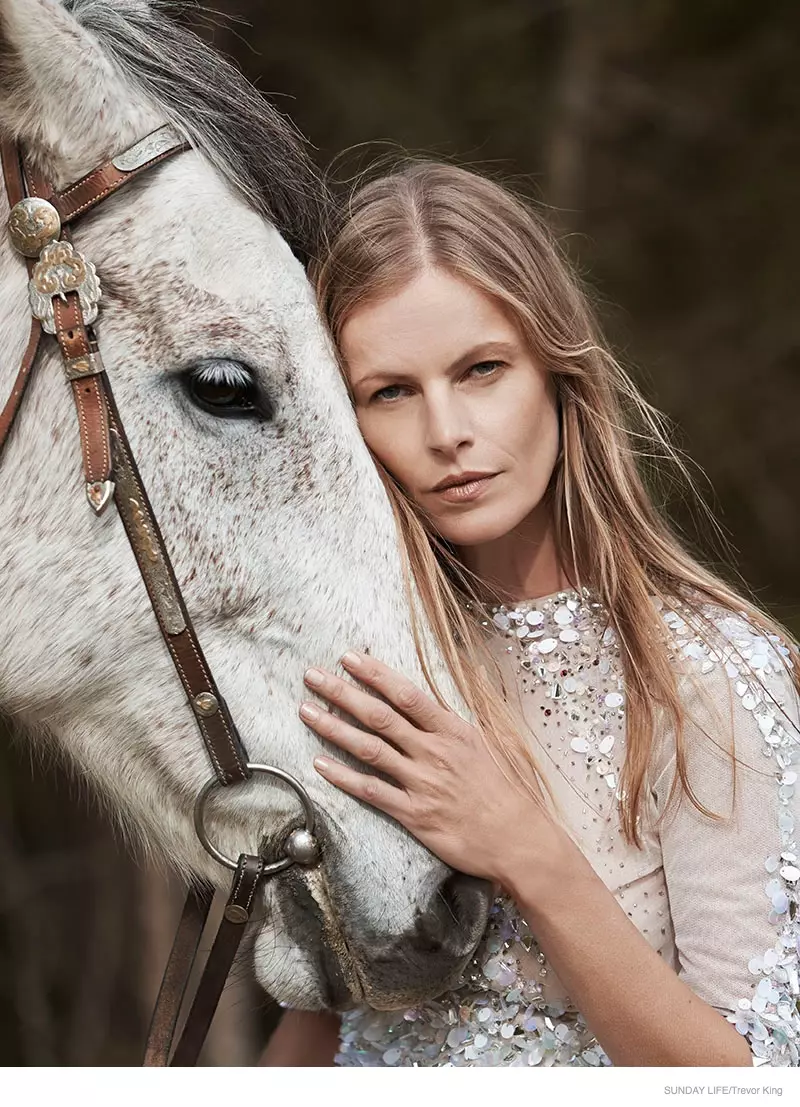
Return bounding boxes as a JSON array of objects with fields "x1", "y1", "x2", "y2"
[{"x1": 0, "y1": 126, "x2": 321, "y2": 1066}]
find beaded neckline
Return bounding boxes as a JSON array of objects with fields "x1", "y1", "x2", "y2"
[
  {"x1": 477, "y1": 587, "x2": 623, "y2": 800},
  {"x1": 480, "y1": 586, "x2": 607, "y2": 648},
  {"x1": 469, "y1": 584, "x2": 588, "y2": 618},
  {"x1": 490, "y1": 584, "x2": 587, "y2": 612}
]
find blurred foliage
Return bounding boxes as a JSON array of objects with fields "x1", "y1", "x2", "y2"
[{"x1": 1, "y1": 0, "x2": 797, "y2": 1066}]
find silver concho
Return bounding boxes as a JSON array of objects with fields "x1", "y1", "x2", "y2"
[
  {"x1": 28, "y1": 240, "x2": 101, "y2": 335},
  {"x1": 7, "y1": 197, "x2": 62, "y2": 258}
]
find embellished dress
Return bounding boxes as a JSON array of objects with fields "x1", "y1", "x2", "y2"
[{"x1": 334, "y1": 589, "x2": 800, "y2": 1067}]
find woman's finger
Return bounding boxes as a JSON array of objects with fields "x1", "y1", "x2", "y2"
[
  {"x1": 312, "y1": 754, "x2": 412, "y2": 823},
  {"x1": 303, "y1": 665, "x2": 421, "y2": 752},
  {"x1": 298, "y1": 700, "x2": 413, "y2": 783},
  {"x1": 338, "y1": 651, "x2": 463, "y2": 736}
]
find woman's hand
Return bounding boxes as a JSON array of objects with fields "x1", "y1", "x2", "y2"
[
  {"x1": 298, "y1": 656, "x2": 755, "y2": 1069},
  {"x1": 298, "y1": 649, "x2": 559, "y2": 886}
]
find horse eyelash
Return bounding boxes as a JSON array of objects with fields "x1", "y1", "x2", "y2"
[{"x1": 191, "y1": 360, "x2": 254, "y2": 389}]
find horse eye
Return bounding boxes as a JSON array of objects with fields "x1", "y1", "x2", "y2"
[{"x1": 184, "y1": 359, "x2": 271, "y2": 420}]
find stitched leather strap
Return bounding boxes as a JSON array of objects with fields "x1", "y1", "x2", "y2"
[
  {"x1": 144, "y1": 861, "x2": 267, "y2": 1067},
  {"x1": 53, "y1": 292, "x2": 113, "y2": 491},
  {"x1": 0, "y1": 318, "x2": 42, "y2": 459},
  {"x1": 23, "y1": 157, "x2": 51, "y2": 203},
  {"x1": 169, "y1": 856, "x2": 265, "y2": 1067},
  {"x1": 49, "y1": 126, "x2": 189, "y2": 224},
  {"x1": 104, "y1": 380, "x2": 251, "y2": 785},
  {"x1": 1, "y1": 140, "x2": 25, "y2": 208}
]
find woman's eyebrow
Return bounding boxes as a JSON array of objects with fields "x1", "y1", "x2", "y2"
[
  {"x1": 448, "y1": 340, "x2": 517, "y2": 370},
  {"x1": 353, "y1": 341, "x2": 519, "y2": 388},
  {"x1": 353, "y1": 366, "x2": 419, "y2": 388}
]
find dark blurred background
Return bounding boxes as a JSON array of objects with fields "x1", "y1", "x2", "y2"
[{"x1": 2, "y1": 0, "x2": 797, "y2": 1065}]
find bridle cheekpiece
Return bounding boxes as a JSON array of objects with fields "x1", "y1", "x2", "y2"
[{"x1": 0, "y1": 125, "x2": 321, "y2": 1065}]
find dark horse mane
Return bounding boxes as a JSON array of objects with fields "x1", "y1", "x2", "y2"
[{"x1": 66, "y1": 0, "x2": 327, "y2": 261}]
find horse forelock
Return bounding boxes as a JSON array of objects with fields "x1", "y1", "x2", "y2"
[{"x1": 65, "y1": 0, "x2": 329, "y2": 262}]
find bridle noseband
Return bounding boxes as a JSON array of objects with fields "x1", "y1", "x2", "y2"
[{"x1": 0, "y1": 127, "x2": 321, "y2": 1066}]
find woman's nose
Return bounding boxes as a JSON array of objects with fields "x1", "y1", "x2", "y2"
[{"x1": 424, "y1": 392, "x2": 473, "y2": 453}]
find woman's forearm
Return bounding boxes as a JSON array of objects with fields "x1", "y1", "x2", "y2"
[{"x1": 499, "y1": 829, "x2": 752, "y2": 1067}]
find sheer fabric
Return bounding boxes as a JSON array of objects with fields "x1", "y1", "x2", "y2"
[{"x1": 335, "y1": 591, "x2": 800, "y2": 1067}]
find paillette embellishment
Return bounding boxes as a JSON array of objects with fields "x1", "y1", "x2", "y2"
[
  {"x1": 486, "y1": 590, "x2": 624, "y2": 796},
  {"x1": 336, "y1": 894, "x2": 610, "y2": 1067},
  {"x1": 661, "y1": 605, "x2": 800, "y2": 1066},
  {"x1": 333, "y1": 591, "x2": 799, "y2": 1068}
]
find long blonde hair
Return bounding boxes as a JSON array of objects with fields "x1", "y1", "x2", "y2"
[{"x1": 311, "y1": 159, "x2": 799, "y2": 845}]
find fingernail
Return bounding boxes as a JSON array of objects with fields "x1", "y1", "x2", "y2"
[
  {"x1": 299, "y1": 702, "x2": 319, "y2": 720},
  {"x1": 304, "y1": 667, "x2": 324, "y2": 686},
  {"x1": 341, "y1": 651, "x2": 361, "y2": 668},
  {"x1": 314, "y1": 757, "x2": 331, "y2": 772}
]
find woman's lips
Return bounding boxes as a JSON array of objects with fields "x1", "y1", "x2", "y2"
[{"x1": 434, "y1": 474, "x2": 497, "y2": 503}]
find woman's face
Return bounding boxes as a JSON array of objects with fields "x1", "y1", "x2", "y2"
[{"x1": 340, "y1": 268, "x2": 560, "y2": 549}]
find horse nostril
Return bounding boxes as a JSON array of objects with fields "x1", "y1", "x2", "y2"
[
  {"x1": 409, "y1": 871, "x2": 491, "y2": 956},
  {"x1": 411, "y1": 908, "x2": 445, "y2": 954},
  {"x1": 332, "y1": 869, "x2": 492, "y2": 1005},
  {"x1": 441, "y1": 870, "x2": 485, "y2": 912}
]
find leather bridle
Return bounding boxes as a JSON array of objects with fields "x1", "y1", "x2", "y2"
[{"x1": 0, "y1": 126, "x2": 322, "y2": 1066}]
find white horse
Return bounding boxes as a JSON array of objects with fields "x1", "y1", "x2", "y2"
[{"x1": 0, "y1": 0, "x2": 489, "y2": 1013}]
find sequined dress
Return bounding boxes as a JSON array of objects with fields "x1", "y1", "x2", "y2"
[{"x1": 334, "y1": 590, "x2": 800, "y2": 1067}]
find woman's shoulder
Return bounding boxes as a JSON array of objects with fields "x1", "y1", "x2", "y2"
[
  {"x1": 652, "y1": 594, "x2": 799, "y2": 776},
  {"x1": 657, "y1": 595, "x2": 795, "y2": 690}
]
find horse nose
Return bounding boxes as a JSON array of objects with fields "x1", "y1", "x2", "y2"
[
  {"x1": 408, "y1": 871, "x2": 491, "y2": 957},
  {"x1": 346, "y1": 870, "x2": 492, "y2": 1008}
]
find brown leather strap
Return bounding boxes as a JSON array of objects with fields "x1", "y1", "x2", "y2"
[
  {"x1": 23, "y1": 157, "x2": 51, "y2": 203},
  {"x1": 49, "y1": 126, "x2": 189, "y2": 225},
  {"x1": 53, "y1": 292, "x2": 112, "y2": 495},
  {"x1": 1, "y1": 140, "x2": 25, "y2": 208},
  {"x1": 143, "y1": 883, "x2": 215, "y2": 1067},
  {"x1": 0, "y1": 143, "x2": 42, "y2": 458},
  {"x1": 2, "y1": 141, "x2": 50, "y2": 211},
  {"x1": 170, "y1": 856, "x2": 265, "y2": 1067},
  {"x1": 103, "y1": 379, "x2": 251, "y2": 785}
]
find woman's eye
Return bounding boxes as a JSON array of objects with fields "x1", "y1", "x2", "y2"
[
  {"x1": 371, "y1": 384, "x2": 408, "y2": 403},
  {"x1": 468, "y1": 360, "x2": 504, "y2": 378},
  {"x1": 184, "y1": 359, "x2": 271, "y2": 420},
  {"x1": 369, "y1": 362, "x2": 504, "y2": 404}
]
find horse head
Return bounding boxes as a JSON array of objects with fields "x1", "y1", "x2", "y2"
[{"x1": 0, "y1": 0, "x2": 490, "y2": 1012}]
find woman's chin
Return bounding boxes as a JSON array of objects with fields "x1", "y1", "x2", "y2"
[{"x1": 437, "y1": 503, "x2": 537, "y2": 548}]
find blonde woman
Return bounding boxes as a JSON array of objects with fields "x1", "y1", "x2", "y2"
[{"x1": 263, "y1": 162, "x2": 800, "y2": 1068}]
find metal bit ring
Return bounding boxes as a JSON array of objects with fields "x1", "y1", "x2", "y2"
[{"x1": 194, "y1": 763, "x2": 319, "y2": 874}]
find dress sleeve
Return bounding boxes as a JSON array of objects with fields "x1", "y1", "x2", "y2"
[{"x1": 652, "y1": 608, "x2": 800, "y2": 1066}]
